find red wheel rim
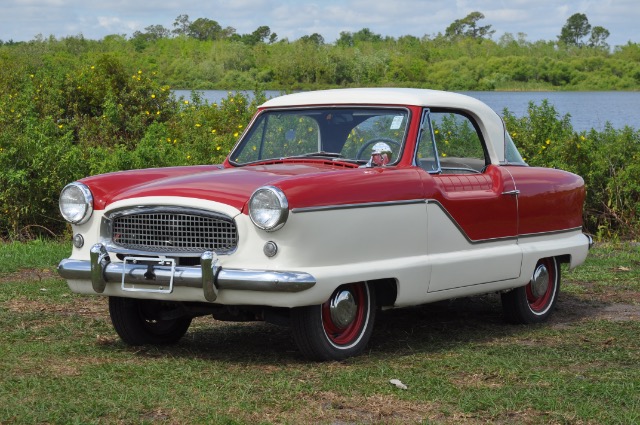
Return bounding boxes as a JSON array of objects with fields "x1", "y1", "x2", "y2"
[
  {"x1": 526, "y1": 258, "x2": 556, "y2": 313},
  {"x1": 321, "y1": 283, "x2": 367, "y2": 346}
]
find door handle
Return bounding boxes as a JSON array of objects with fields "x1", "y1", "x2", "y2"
[{"x1": 502, "y1": 189, "x2": 520, "y2": 196}]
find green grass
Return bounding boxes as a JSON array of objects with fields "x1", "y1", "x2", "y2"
[{"x1": 0, "y1": 241, "x2": 638, "y2": 424}]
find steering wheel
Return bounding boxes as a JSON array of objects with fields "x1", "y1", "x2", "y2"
[{"x1": 355, "y1": 138, "x2": 402, "y2": 160}]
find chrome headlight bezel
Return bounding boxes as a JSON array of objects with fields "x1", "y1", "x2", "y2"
[
  {"x1": 59, "y1": 182, "x2": 94, "y2": 225},
  {"x1": 248, "y1": 186, "x2": 289, "y2": 232}
]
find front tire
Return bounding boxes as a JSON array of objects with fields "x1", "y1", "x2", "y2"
[
  {"x1": 501, "y1": 257, "x2": 560, "y2": 324},
  {"x1": 291, "y1": 282, "x2": 376, "y2": 361},
  {"x1": 109, "y1": 297, "x2": 192, "y2": 345}
]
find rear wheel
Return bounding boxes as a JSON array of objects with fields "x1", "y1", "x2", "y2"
[
  {"x1": 501, "y1": 257, "x2": 560, "y2": 324},
  {"x1": 109, "y1": 297, "x2": 192, "y2": 345},
  {"x1": 292, "y1": 282, "x2": 376, "y2": 361}
]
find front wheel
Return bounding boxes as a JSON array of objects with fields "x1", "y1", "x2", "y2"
[
  {"x1": 501, "y1": 257, "x2": 560, "y2": 324},
  {"x1": 109, "y1": 297, "x2": 192, "y2": 345},
  {"x1": 291, "y1": 282, "x2": 376, "y2": 361}
]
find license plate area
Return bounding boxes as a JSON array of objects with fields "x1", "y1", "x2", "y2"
[{"x1": 121, "y1": 256, "x2": 175, "y2": 294}]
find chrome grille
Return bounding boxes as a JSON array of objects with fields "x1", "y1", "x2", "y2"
[{"x1": 110, "y1": 209, "x2": 237, "y2": 254}]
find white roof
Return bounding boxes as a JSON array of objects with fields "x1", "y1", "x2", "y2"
[{"x1": 261, "y1": 88, "x2": 507, "y2": 163}]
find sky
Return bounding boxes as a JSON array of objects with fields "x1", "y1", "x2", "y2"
[{"x1": 1, "y1": 0, "x2": 638, "y2": 47}]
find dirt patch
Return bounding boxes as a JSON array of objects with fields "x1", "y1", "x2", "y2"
[
  {"x1": 5, "y1": 296, "x2": 109, "y2": 320},
  {"x1": 0, "y1": 268, "x2": 59, "y2": 283}
]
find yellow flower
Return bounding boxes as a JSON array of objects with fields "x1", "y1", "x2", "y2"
[
  {"x1": 238, "y1": 124, "x2": 243, "y2": 129},
  {"x1": 184, "y1": 100, "x2": 189, "y2": 105},
  {"x1": 195, "y1": 123, "x2": 201, "y2": 127},
  {"x1": 512, "y1": 132, "x2": 517, "y2": 137},
  {"x1": 58, "y1": 124, "x2": 63, "y2": 129},
  {"x1": 187, "y1": 155, "x2": 191, "y2": 160},
  {"x1": 151, "y1": 94, "x2": 156, "y2": 99},
  {"x1": 211, "y1": 129, "x2": 217, "y2": 134},
  {"x1": 252, "y1": 146, "x2": 257, "y2": 151},
  {"x1": 545, "y1": 139, "x2": 551, "y2": 145},
  {"x1": 580, "y1": 135, "x2": 586, "y2": 141},
  {"x1": 434, "y1": 130, "x2": 439, "y2": 134},
  {"x1": 138, "y1": 70, "x2": 142, "y2": 74},
  {"x1": 216, "y1": 146, "x2": 221, "y2": 151},
  {"x1": 233, "y1": 132, "x2": 239, "y2": 137},
  {"x1": 442, "y1": 153, "x2": 447, "y2": 157}
]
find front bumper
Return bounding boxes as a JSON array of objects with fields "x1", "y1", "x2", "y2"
[{"x1": 57, "y1": 243, "x2": 316, "y2": 302}]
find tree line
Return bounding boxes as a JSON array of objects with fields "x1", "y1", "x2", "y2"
[{"x1": 1, "y1": 11, "x2": 637, "y2": 92}]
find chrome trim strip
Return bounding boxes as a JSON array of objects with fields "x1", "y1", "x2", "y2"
[
  {"x1": 291, "y1": 199, "x2": 426, "y2": 214},
  {"x1": 58, "y1": 246, "x2": 316, "y2": 298},
  {"x1": 517, "y1": 226, "x2": 585, "y2": 239}
]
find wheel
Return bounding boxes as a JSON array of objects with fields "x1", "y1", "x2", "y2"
[
  {"x1": 501, "y1": 257, "x2": 560, "y2": 324},
  {"x1": 355, "y1": 138, "x2": 402, "y2": 160},
  {"x1": 291, "y1": 282, "x2": 376, "y2": 361},
  {"x1": 108, "y1": 297, "x2": 192, "y2": 345}
]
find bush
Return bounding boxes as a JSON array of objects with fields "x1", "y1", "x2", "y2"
[
  {"x1": 504, "y1": 102, "x2": 640, "y2": 239},
  {"x1": 0, "y1": 53, "x2": 260, "y2": 238}
]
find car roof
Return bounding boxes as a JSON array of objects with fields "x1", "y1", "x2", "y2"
[{"x1": 260, "y1": 88, "x2": 506, "y2": 164}]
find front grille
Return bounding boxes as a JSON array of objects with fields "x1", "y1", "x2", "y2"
[{"x1": 110, "y1": 209, "x2": 237, "y2": 254}]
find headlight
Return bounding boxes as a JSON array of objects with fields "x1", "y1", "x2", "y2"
[
  {"x1": 59, "y1": 182, "x2": 93, "y2": 224},
  {"x1": 249, "y1": 186, "x2": 289, "y2": 231}
]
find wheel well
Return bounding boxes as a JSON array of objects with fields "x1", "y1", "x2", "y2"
[{"x1": 369, "y1": 278, "x2": 398, "y2": 307}]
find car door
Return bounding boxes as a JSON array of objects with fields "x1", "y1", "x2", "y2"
[{"x1": 415, "y1": 109, "x2": 522, "y2": 292}]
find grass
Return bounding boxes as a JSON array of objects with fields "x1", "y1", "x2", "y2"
[{"x1": 0, "y1": 241, "x2": 638, "y2": 424}]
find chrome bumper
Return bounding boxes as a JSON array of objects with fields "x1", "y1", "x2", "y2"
[{"x1": 57, "y1": 244, "x2": 316, "y2": 302}]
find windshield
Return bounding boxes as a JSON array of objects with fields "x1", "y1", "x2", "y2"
[{"x1": 230, "y1": 107, "x2": 409, "y2": 165}]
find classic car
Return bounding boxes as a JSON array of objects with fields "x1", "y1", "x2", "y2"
[{"x1": 58, "y1": 88, "x2": 592, "y2": 360}]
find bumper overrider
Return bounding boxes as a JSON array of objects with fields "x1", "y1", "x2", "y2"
[{"x1": 58, "y1": 243, "x2": 316, "y2": 302}]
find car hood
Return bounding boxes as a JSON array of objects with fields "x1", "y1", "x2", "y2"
[{"x1": 81, "y1": 162, "x2": 358, "y2": 212}]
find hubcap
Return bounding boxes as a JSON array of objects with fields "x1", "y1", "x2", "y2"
[
  {"x1": 530, "y1": 264, "x2": 549, "y2": 298},
  {"x1": 329, "y1": 290, "x2": 357, "y2": 329}
]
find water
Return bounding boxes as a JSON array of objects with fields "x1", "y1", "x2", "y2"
[{"x1": 173, "y1": 90, "x2": 640, "y2": 132}]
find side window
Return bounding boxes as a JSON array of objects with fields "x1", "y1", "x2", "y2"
[{"x1": 421, "y1": 111, "x2": 487, "y2": 174}]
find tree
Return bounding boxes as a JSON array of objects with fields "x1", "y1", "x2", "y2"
[
  {"x1": 352, "y1": 28, "x2": 383, "y2": 43},
  {"x1": 241, "y1": 25, "x2": 272, "y2": 45},
  {"x1": 589, "y1": 26, "x2": 610, "y2": 49},
  {"x1": 172, "y1": 14, "x2": 191, "y2": 36},
  {"x1": 445, "y1": 12, "x2": 495, "y2": 39},
  {"x1": 188, "y1": 18, "x2": 222, "y2": 41},
  {"x1": 558, "y1": 13, "x2": 591, "y2": 46},
  {"x1": 300, "y1": 33, "x2": 325, "y2": 46},
  {"x1": 336, "y1": 31, "x2": 354, "y2": 47}
]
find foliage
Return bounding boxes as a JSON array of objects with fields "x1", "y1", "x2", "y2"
[
  {"x1": 559, "y1": 13, "x2": 610, "y2": 49},
  {"x1": 503, "y1": 102, "x2": 640, "y2": 239},
  {"x1": 0, "y1": 50, "x2": 258, "y2": 238},
  {"x1": 445, "y1": 11, "x2": 495, "y2": 40}
]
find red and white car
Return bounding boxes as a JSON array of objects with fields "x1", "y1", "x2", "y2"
[{"x1": 58, "y1": 88, "x2": 592, "y2": 360}]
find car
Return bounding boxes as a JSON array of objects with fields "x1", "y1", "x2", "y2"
[{"x1": 57, "y1": 88, "x2": 592, "y2": 360}]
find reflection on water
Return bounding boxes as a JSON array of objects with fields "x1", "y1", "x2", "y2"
[{"x1": 173, "y1": 89, "x2": 639, "y2": 132}]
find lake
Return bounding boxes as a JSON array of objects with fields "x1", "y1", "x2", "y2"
[{"x1": 173, "y1": 90, "x2": 640, "y2": 132}]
